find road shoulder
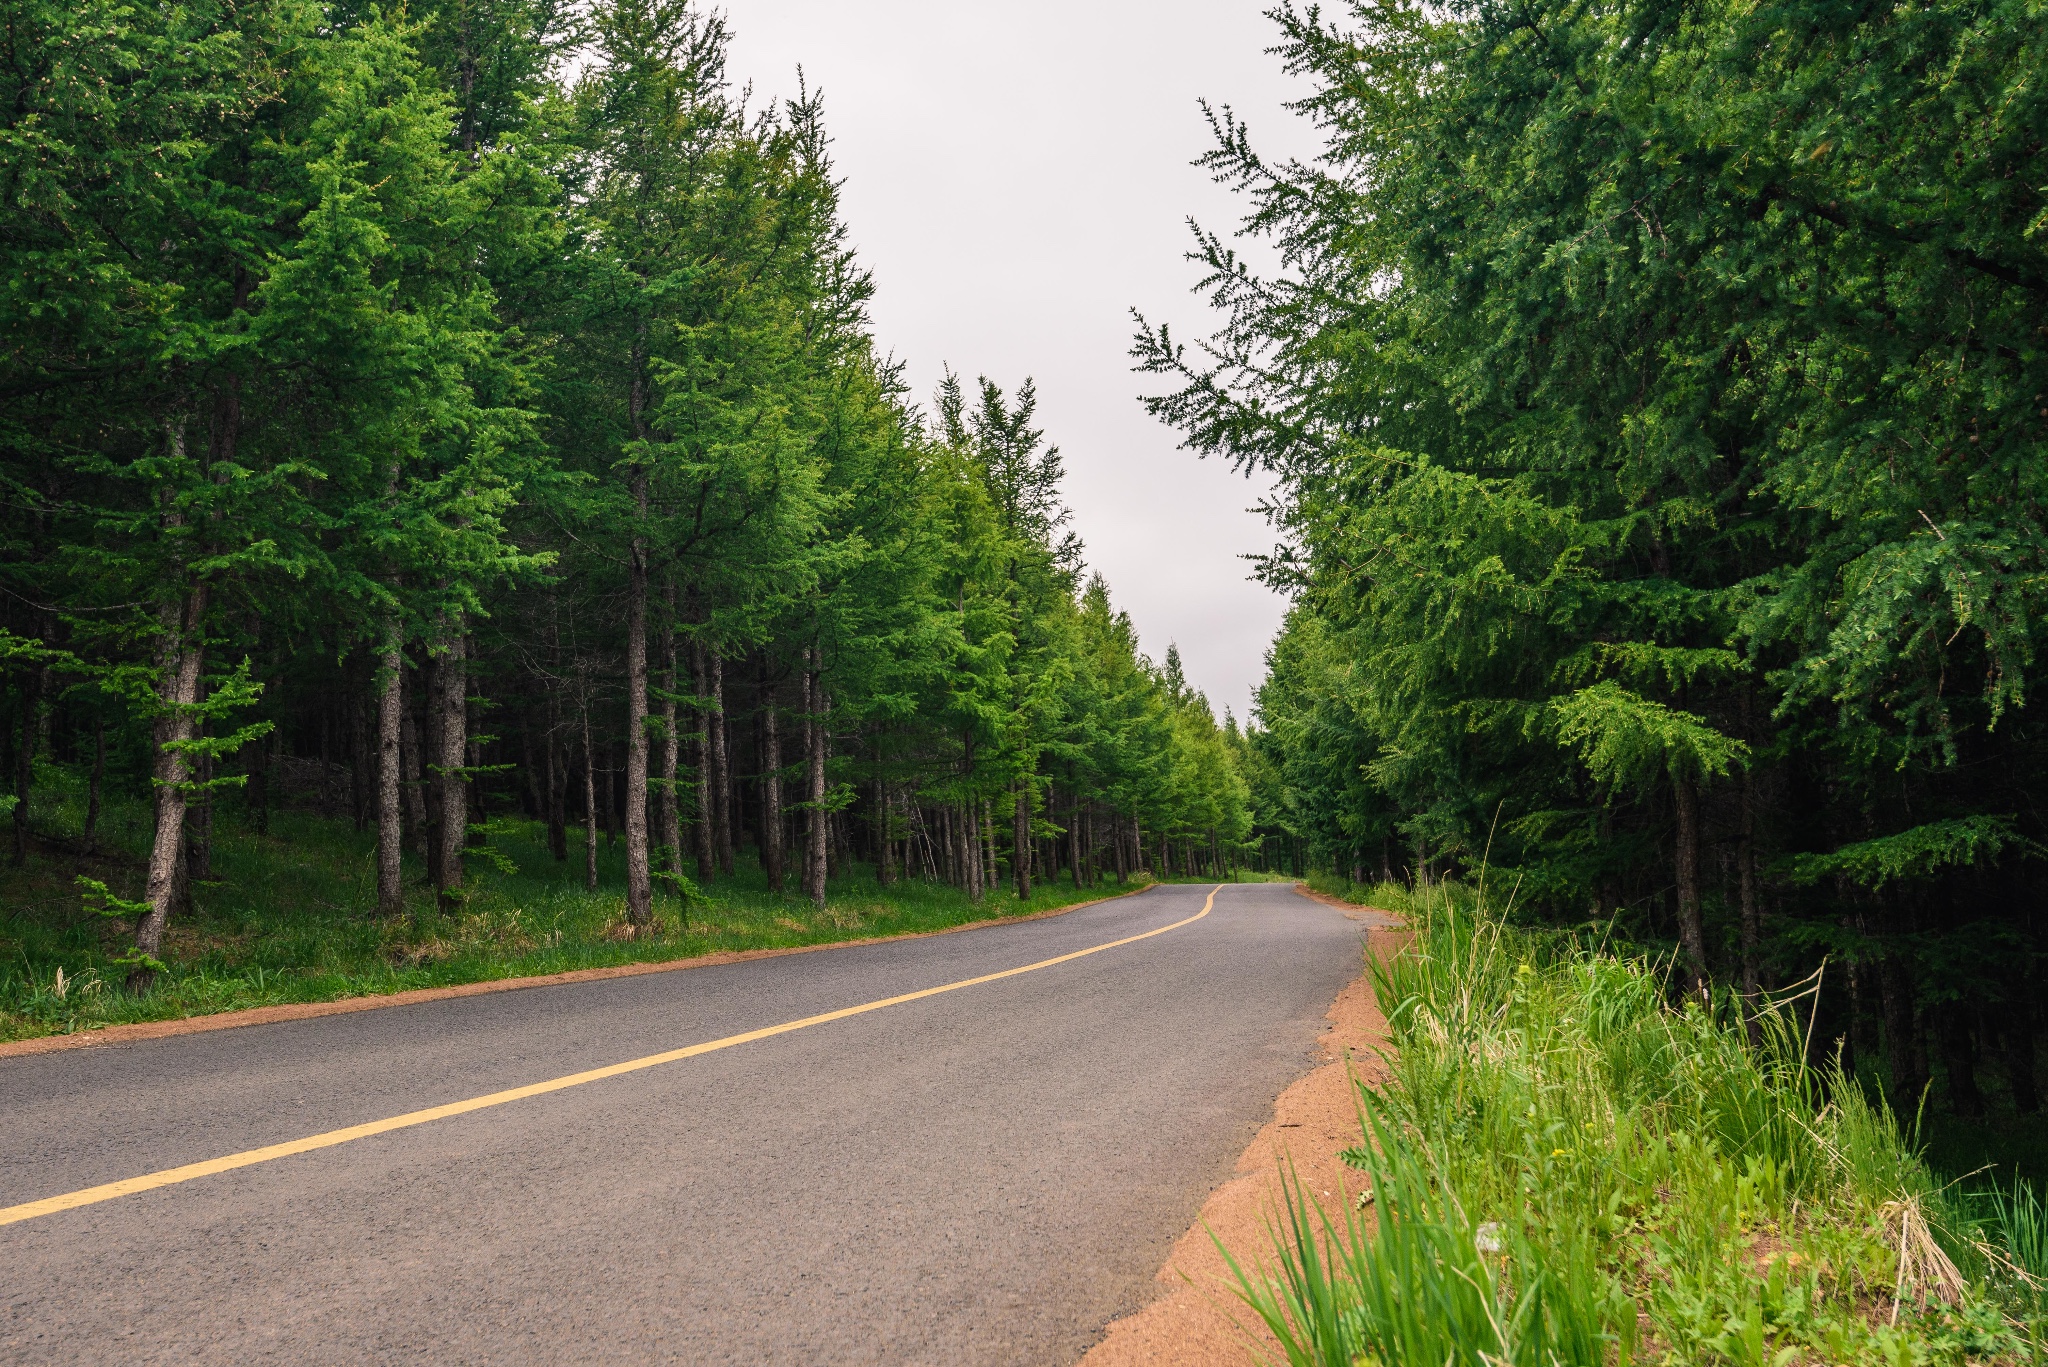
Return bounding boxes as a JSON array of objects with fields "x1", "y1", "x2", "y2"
[
  {"x1": 1081, "y1": 889, "x2": 1406, "y2": 1366},
  {"x1": 0, "y1": 882, "x2": 1158, "y2": 1061}
]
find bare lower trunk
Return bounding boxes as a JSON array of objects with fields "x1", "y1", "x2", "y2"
[
  {"x1": 545, "y1": 716, "x2": 568, "y2": 861},
  {"x1": 376, "y1": 625, "x2": 405, "y2": 918},
  {"x1": 1012, "y1": 780, "x2": 1031, "y2": 900},
  {"x1": 84, "y1": 718, "x2": 105, "y2": 851},
  {"x1": 623, "y1": 526, "x2": 652, "y2": 926},
  {"x1": 1879, "y1": 951, "x2": 1925, "y2": 1105},
  {"x1": 433, "y1": 624, "x2": 467, "y2": 910},
  {"x1": 402, "y1": 669, "x2": 427, "y2": 859},
  {"x1": 1672, "y1": 775, "x2": 1707, "y2": 995},
  {"x1": 962, "y1": 801, "x2": 980, "y2": 902},
  {"x1": 1738, "y1": 770, "x2": 1761, "y2": 1038},
  {"x1": 1067, "y1": 794, "x2": 1081, "y2": 889},
  {"x1": 761, "y1": 670, "x2": 783, "y2": 893},
  {"x1": 805, "y1": 652, "x2": 827, "y2": 909},
  {"x1": 581, "y1": 705, "x2": 599, "y2": 892},
  {"x1": 709, "y1": 652, "x2": 732, "y2": 877},
  {"x1": 658, "y1": 588, "x2": 680, "y2": 885},
  {"x1": 184, "y1": 671, "x2": 212, "y2": 882},
  {"x1": 134, "y1": 580, "x2": 210, "y2": 992},
  {"x1": 691, "y1": 633, "x2": 714, "y2": 882},
  {"x1": 1938, "y1": 1005, "x2": 1986, "y2": 1119}
]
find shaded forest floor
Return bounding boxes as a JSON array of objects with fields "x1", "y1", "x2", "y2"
[{"x1": 0, "y1": 761, "x2": 1278, "y2": 1043}]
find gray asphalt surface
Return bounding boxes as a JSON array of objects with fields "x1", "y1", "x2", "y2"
[{"x1": 0, "y1": 881, "x2": 1364, "y2": 1366}]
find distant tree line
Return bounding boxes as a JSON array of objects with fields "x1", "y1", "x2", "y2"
[
  {"x1": 1142, "y1": 0, "x2": 2046, "y2": 1119},
  {"x1": 0, "y1": 0, "x2": 1254, "y2": 989}
]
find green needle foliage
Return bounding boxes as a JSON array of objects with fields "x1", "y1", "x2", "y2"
[
  {"x1": 0, "y1": 0, "x2": 1260, "y2": 1012},
  {"x1": 1141, "y1": 0, "x2": 2048, "y2": 1158}
]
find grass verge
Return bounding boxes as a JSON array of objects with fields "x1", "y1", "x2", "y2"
[
  {"x1": 1, "y1": 769, "x2": 1151, "y2": 1042},
  {"x1": 1225, "y1": 880, "x2": 2046, "y2": 1365}
]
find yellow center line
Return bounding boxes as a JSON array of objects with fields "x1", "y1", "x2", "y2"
[{"x1": 2, "y1": 885, "x2": 1224, "y2": 1228}]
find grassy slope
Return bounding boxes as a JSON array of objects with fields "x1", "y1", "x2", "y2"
[
  {"x1": 1234, "y1": 879, "x2": 2045, "y2": 1366},
  {"x1": 0, "y1": 760, "x2": 1163, "y2": 1042}
]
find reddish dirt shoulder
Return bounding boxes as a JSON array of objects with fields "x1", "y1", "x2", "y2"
[
  {"x1": 1082, "y1": 887, "x2": 1407, "y2": 1366},
  {"x1": 0, "y1": 884, "x2": 1157, "y2": 1061}
]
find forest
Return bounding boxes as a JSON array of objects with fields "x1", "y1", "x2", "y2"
[
  {"x1": 1140, "y1": 0, "x2": 2047, "y2": 1164},
  {"x1": 0, "y1": 0, "x2": 1258, "y2": 1023}
]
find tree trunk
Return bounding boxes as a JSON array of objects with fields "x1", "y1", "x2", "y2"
[
  {"x1": 1073, "y1": 795, "x2": 1089, "y2": 893},
  {"x1": 1738, "y1": 770, "x2": 1761, "y2": 1039},
  {"x1": 402, "y1": 666, "x2": 426, "y2": 856},
  {"x1": 761, "y1": 668, "x2": 783, "y2": 893},
  {"x1": 83, "y1": 717, "x2": 105, "y2": 852},
  {"x1": 1938, "y1": 1006, "x2": 1986, "y2": 1119},
  {"x1": 376, "y1": 623, "x2": 405, "y2": 918},
  {"x1": 710, "y1": 650, "x2": 733, "y2": 878},
  {"x1": 133, "y1": 578, "x2": 210, "y2": 992},
  {"x1": 12, "y1": 662, "x2": 42, "y2": 866},
  {"x1": 623, "y1": 504, "x2": 652, "y2": 927},
  {"x1": 1997, "y1": 999, "x2": 2040, "y2": 1115},
  {"x1": 1013, "y1": 780, "x2": 1031, "y2": 900},
  {"x1": 433, "y1": 624, "x2": 467, "y2": 910},
  {"x1": 1672, "y1": 774, "x2": 1708, "y2": 995},
  {"x1": 545, "y1": 710, "x2": 567, "y2": 862},
  {"x1": 581, "y1": 704, "x2": 599, "y2": 892},
  {"x1": 422, "y1": 652, "x2": 443, "y2": 885},
  {"x1": 1879, "y1": 952, "x2": 1926, "y2": 1107},
  {"x1": 805, "y1": 652, "x2": 828, "y2": 909},
  {"x1": 691, "y1": 633, "x2": 714, "y2": 882},
  {"x1": 185, "y1": 671, "x2": 213, "y2": 882},
  {"x1": 658, "y1": 587, "x2": 681, "y2": 885}
]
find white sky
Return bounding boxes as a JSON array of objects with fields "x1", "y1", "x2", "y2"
[{"x1": 715, "y1": 1, "x2": 1318, "y2": 722}]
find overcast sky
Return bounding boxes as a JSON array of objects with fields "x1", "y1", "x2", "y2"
[{"x1": 713, "y1": 2, "x2": 1319, "y2": 722}]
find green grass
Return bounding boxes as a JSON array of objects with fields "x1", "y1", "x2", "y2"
[
  {"x1": 1227, "y1": 879, "x2": 2044, "y2": 1365},
  {"x1": 0, "y1": 760, "x2": 1152, "y2": 1042}
]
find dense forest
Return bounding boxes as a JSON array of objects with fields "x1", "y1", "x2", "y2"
[
  {"x1": 1143, "y1": 0, "x2": 2046, "y2": 1137},
  {"x1": 0, "y1": 0, "x2": 1257, "y2": 994}
]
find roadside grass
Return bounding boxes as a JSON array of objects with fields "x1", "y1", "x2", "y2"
[
  {"x1": 0, "y1": 763, "x2": 1152, "y2": 1042},
  {"x1": 1227, "y1": 880, "x2": 2045, "y2": 1365}
]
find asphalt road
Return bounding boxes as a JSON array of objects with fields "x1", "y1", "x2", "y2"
[{"x1": 1, "y1": 881, "x2": 1365, "y2": 1366}]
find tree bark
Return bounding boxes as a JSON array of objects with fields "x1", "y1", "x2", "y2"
[
  {"x1": 1938, "y1": 1006, "x2": 1986, "y2": 1119},
  {"x1": 623, "y1": 493, "x2": 652, "y2": 926},
  {"x1": 581, "y1": 704, "x2": 599, "y2": 892},
  {"x1": 545, "y1": 707, "x2": 567, "y2": 862},
  {"x1": 1738, "y1": 769, "x2": 1761, "y2": 1038},
  {"x1": 1012, "y1": 780, "x2": 1031, "y2": 900},
  {"x1": 376, "y1": 622, "x2": 405, "y2": 918},
  {"x1": 134, "y1": 578, "x2": 209, "y2": 992},
  {"x1": 691, "y1": 633, "x2": 714, "y2": 882},
  {"x1": 1879, "y1": 951, "x2": 1926, "y2": 1107},
  {"x1": 1997, "y1": 998, "x2": 2040, "y2": 1115},
  {"x1": 1672, "y1": 774, "x2": 1708, "y2": 995},
  {"x1": 658, "y1": 585, "x2": 681, "y2": 886},
  {"x1": 760, "y1": 667, "x2": 783, "y2": 892},
  {"x1": 805, "y1": 651, "x2": 828, "y2": 909},
  {"x1": 402, "y1": 665, "x2": 426, "y2": 856},
  {"x1": 421, "y1": 652, "x2": 442, "y2": 883},
  {"x1": 84, "y1": 717, "x2": 105, "y2": 852},
  {"x1": 433, "y1": 623, "x2": 467, "y2": 910},
  {"x1": 710, "y1": 650, "x2": 732, "y2": 878}
]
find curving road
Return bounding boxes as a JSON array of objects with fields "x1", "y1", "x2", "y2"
[{"x1": 0, "y1": 882, "x2": 1364, "y2": 1365}]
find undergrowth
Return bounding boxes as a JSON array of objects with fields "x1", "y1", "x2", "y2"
[
  {"x1": 1228, "y1": 880, "x2": 2045, "y2": 1365},
  {"x1": 0, "y1": 764, "x2": 1151, "y2": 1041}
]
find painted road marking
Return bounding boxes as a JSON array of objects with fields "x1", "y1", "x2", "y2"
[{"x1": 2, "y1": 887, "x2": 1223, "y2": 1227}]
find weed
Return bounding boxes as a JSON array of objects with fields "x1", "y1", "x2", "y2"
[{"x1": 1229, "y1": 882, "x2": 2036, "y2": 1365}]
